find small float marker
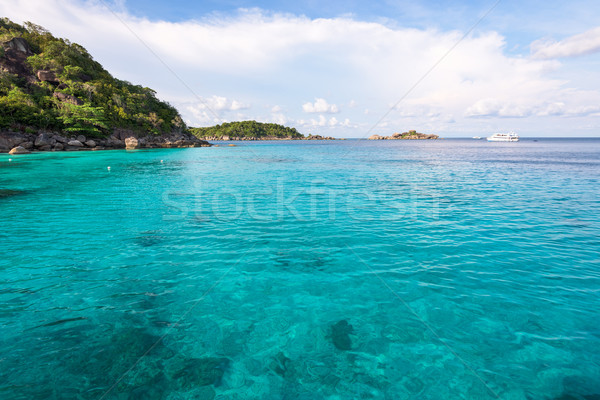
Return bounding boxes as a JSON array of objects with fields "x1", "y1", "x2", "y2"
[
  {"x1": 107, "y1": 166, "x2": 111, "y2": 171},
  {"x1": 161, "y1": 160, "x2": 163, "y2": 163},
  {"x1": 8, "y1": 159, "x2": 12, "y2": 162}
]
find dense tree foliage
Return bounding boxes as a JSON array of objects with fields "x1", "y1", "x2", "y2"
[
  {"x1": 0, "y1": 18, "x2": 185, "y2": 137},
  {"x1": 190, "y1": 120, "x2": 303, "y2": 139}
]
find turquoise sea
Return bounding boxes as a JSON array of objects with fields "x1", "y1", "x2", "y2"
[{"x1": 0, "y1": 138, "x2": 599, "y2": 400}]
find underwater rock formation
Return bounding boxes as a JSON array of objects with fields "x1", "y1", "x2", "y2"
[
  {"x1": 171, "y1": 357, "x2": 230, "y2": 388},
  {"x1": 330, "y1": 319, "x2": 354, "y2": 351},
  {"x1": 0, "y1": 189, "x2": 24, "y2": 198},
  {"x1": 269, "y1": 351, "x2": 294, "y2": 378}
]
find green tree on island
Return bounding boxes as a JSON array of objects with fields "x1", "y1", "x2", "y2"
[
  {"x1": 0, "y1": 18, "x2": 184, "y2": 137},
  {"x1": 190, "y1": 120, "x2": 303, "y2": 139}
]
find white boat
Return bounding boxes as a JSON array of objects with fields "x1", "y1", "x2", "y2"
[
  {"x1": 472, "y1": 136, "x2": 482, "y2": 140},
  {"x1": 487, "y1": 132, "x2": 519, "y2": 142}
]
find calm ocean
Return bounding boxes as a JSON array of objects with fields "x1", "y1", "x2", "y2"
[{"x1": 1, "y1": 138, "x2": 599, "y2": 399}]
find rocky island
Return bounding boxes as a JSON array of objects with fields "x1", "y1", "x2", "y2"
[
  {"x1": 0, "y1": 19, "x2": 210, "y2": 153},
  {"x1": 368, "y1": 130, "x2": 439, "y2": 140},
  {"x1": 190, "y1": 121, "x2": 336, "y2": 141}
]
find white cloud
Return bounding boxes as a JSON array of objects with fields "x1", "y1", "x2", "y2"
[
  {"x1": 312, "y1": 115, "x2": 327, "y2": 126},
  {"x1": 299, "y1": 115, "x2": 351, "y2": 128},
  {"x1": 184, "y1": 95, "x2": 249, "y2": 125},
  {"x1": 191, "y1": 96, "x2": 249, "y2": 112},
  {"x1": 270, "y1": 113, "x2": 289, "y2": 125},
  {"x1": 302, "y1": 98, "x2": 339, "y2": 113},
  {"x1": 538, "y1": 103, "x2": 600, "y2": 117},
  {"x1": 531, "y1": 27, "x2": 600, "y2": 59},
  {"x1": 465, "y1": 99, "x2": 533, "y2": 118},
  {"x1": 230, "y1": 100, "x2": 248, "y2": 111},
  {"x1": 186, "y1": 107, "x2": 221, "y2": 125},
  {"x1": 466, "y1": 98, "x2": 600, "y2": 118},
  {"x1": 1, "y1": 1, "x2": 599, "y2": 136},
  {"x1": 537, "y1": 102, "x2": 566, "y2": 116}
]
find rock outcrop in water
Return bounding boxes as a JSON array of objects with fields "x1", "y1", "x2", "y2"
[
  {"x1": 305, "y1": 134, "x2": 336, "y2": 140},
  {"x1": 8, "y1": 145, "x2": 29, "y2": 154},
  {"x1": 368, "y1": 130, "x2": 439, "y2": 140}
]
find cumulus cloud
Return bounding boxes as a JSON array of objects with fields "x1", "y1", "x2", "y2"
[
  {"x1": 536, "y1": 102, "x2": 566, "y2": 117},
  {"x1": 191, "y1": 96, "x2": 249, "y2": 111},
  {"x1": 270, "y1": 113, "x2": 288, "y2": 125},
  {"x1": 531, "y1": 27, "x2": 600, "y2": 59},
  {"x1": 185, "y1": 95, "x2": 249, "y2": 125},
  {"x1": 465, "y1": 99, "x2": 533, "y2": 118},
  {"x1": 302, "y1": 98, "x2": 339, "y2": 113},
  {"x1": 466, "y1": 98, "x2": 600, "y2": 118},
  {"x1": 186, "y1": 107, "x2": 221, "y2": 125},
  {"x1": 298, "y1": 115, "x2": 351, "y2": 128},
  {"x1": 536, "y1": 103, "x2": 600, "y2": 117}
]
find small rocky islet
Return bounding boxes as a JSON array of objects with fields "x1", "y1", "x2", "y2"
[{"x1": 368, "y1": 130, "x2": 439, "y2": 140}]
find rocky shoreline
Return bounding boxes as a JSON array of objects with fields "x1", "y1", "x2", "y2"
[{"x1": 1, "y1": 130, "x2": 211, "y2": 154}]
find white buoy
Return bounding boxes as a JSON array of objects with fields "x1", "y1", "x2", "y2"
[
  {"x1": 160, "y1": 160, "x2": 163, "y2": 163},
  {"x1": 107, "y1": 166, "x2": 111, "y2": 171},
  {"x1": 8, "y1": 159, "x2": 12, "y2": 162}
]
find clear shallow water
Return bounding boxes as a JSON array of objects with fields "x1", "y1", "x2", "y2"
[{"x1": 0, "y1": 138, "x2": 599, "y2": 400}]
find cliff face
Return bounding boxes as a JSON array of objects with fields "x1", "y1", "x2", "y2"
[
  {"x1": 0, "y1": 18, "x2": 199, "y2": 150},
  {"x1": 368, "y1": 130, "x2": 439, "y2": 140},
  {"x1": 1, "y1": 37, "x2": 34, "y2": 77}
]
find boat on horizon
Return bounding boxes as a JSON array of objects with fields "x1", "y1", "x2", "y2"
[
  {"x1": 472, "y1": 136, "x2": 482, "y2": 139},
  {"x1": 487, "y1": 132, "x2": 519, "y2": 142}
]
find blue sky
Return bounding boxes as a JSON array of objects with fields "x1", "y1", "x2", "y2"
[
  {"x1": 119, "y1": 0, "x2": 600, "y2": 47},
  {"x1": 2, "y1": 0, "x2": 600, "y2": 137}
]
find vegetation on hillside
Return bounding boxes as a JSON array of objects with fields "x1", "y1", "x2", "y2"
[
  {"x1": 0, "y1": 18, "x2": 184, "y2": 137},
  {"x1": 190, "y1": 120, "x2": 303, "y2": 139}
]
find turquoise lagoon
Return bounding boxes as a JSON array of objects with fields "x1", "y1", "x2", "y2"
[{"x1": 0, "y1": 139, "x2": 599, "y2": 399}]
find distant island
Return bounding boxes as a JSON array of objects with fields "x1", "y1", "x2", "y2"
[
  {"x1": 190, "y1": 121, "x2": 336, "y2": 141},
  {"x1": 0, "y1": 18, "x2": 208, "y2": 153},
  {"x1": 368, "y1": 130, "x2": 439, "y2": 140}
]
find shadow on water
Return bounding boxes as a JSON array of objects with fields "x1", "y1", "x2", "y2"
[
  {"x1": 133, "y1": 230, "x2": 167, "y2": 247},
  {"x1": 0, "y1": 189, "x2": 26, "y2": 199},
  {"x1": 1, "y1": 323, "x2": 232, "y2": 400},
  {"x1": 548, "y1": 375, "x2": 600, "y2": 400}
]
